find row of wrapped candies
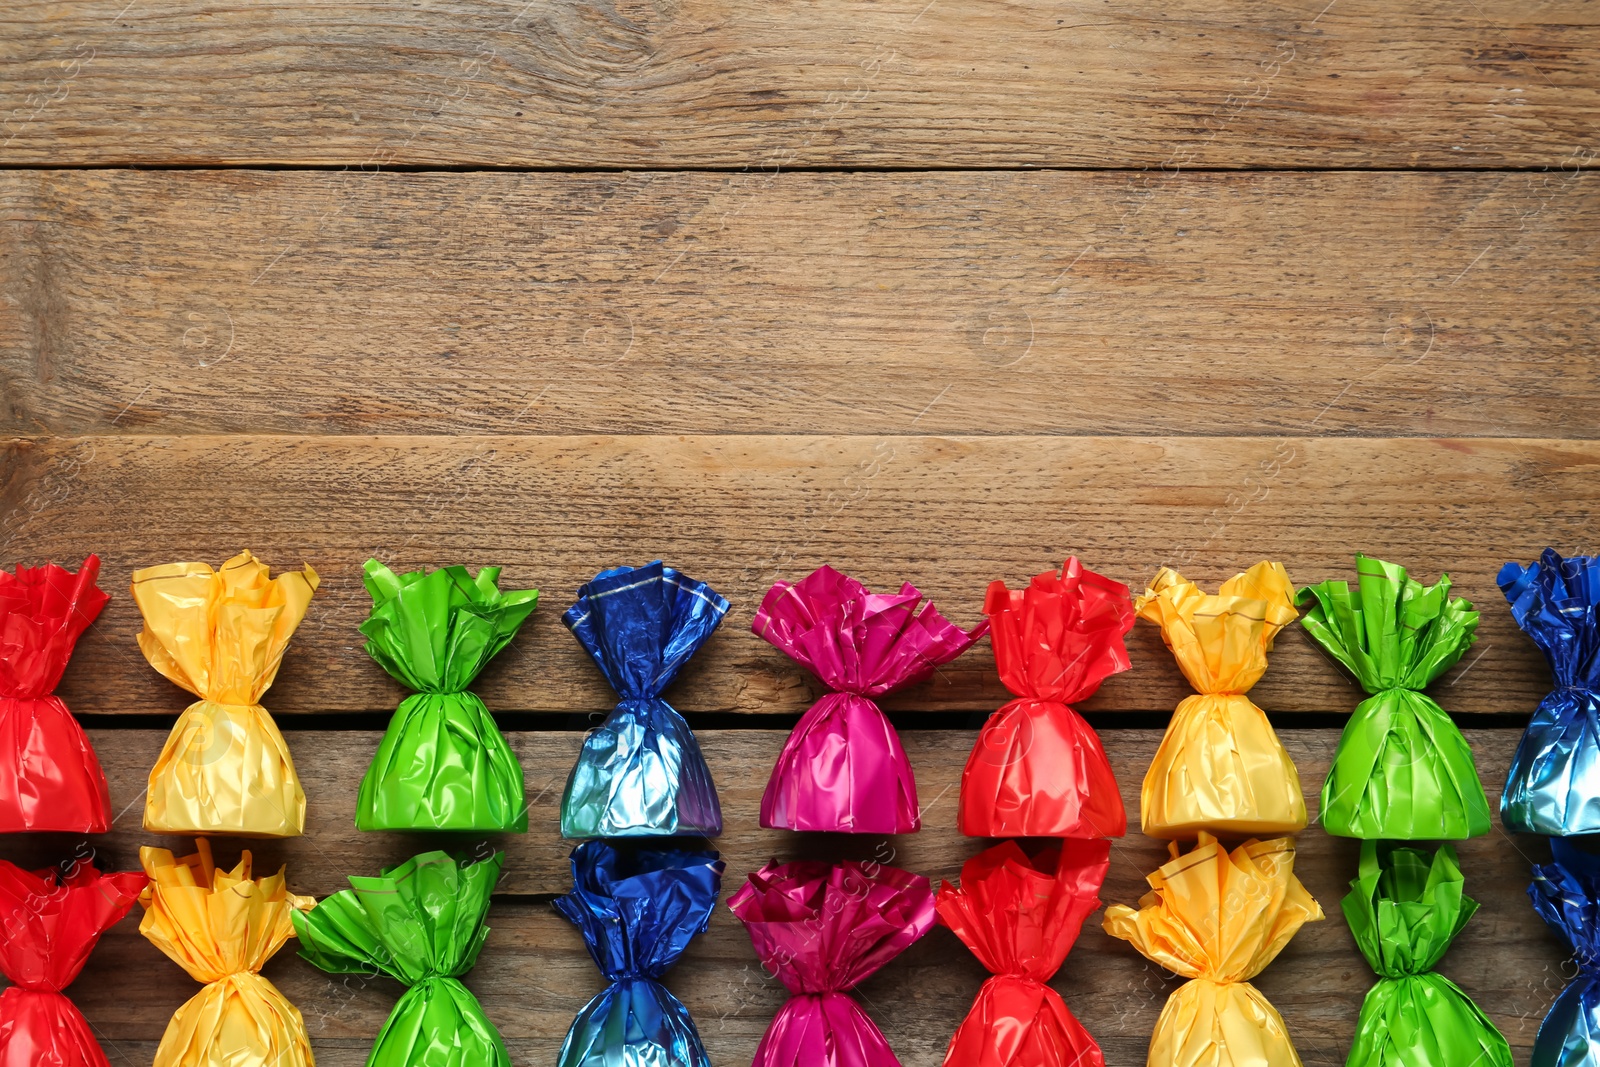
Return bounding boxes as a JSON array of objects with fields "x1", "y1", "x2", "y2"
[
  {"x1": 3, "y1": 550, "x2": 1594, "y2": 840},
  {"x1": 566, "y1": 554, "x2": 1599, "y2": 1067},
  {"x1": 1508, "y1": 552, "x2": 1600, "y2": 1067},
  {"x1": 3, "y1": 549, "x2": 1600, "y2": 1067},
  {"x1": 14, "y1": 832, "x2": 1600, "y2": 1067},
  {"x1": 1113, "y1": 561, "x2": 1329, "y2": 1067},
  {"x1": 948, "y1": 554, "x2": 1598, "y2": 1067},
  {"x1": 1301, "y1": 560, "x2": 1507, "y2": 1067}
]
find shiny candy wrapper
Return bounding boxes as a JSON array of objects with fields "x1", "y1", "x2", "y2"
[
  {"x1": 1103, "y1": 832, "x2": 1324, "y2": 1067},
  {"x1": 554, "y1": 841, "x2": 724, "y2": 1067},
  {"x1": 1299, "y1": 555, "x2": 1491, "y2": 840},
  {"x1": 1500, "y1": 550, "x2": 1600, "y2": 835},
  {"x1": 132, "y1": 551, "x2": 317, "y2": 837},
  {"x1": 139, "y1": 840, "x2": 315, "y2": 1067},
  {"x1": 294, "y1": 850, "x2": 509, "y2": 1067},
  {"x1": 0, "y1": 858, "x2": 144, "y2": 1067},
  {"x1": 561, "y1": 562, "x2": 728, "y2": 838},
  {"x1": 0, "y1": 555, "x2": 113, "y2": 833},
  {"x1": 1136, "y1": 563, "x2": 1306, "y2": 839},
  {"x1": 960, "y1": 559, "x2": 1133, "y2": 839},
  {"x1": 729, "y1": 860, "x2": 936, "y2": 1067},
  {"x1": 1529, "y1": 839, "x2": 1600, "y2": 1067},
  {"x1": 356, "y1": 560, "x2": 537, "y2": 832},
  {"x1": 1343, "y1": 841, "x2": 1511, "y2": 1067},
  {"x1": 755, "y1": 566, "x2": 985, "y2": 833},
  {"x1": 936, "y1": 840, "x2": 1111, "y2": 1067}
]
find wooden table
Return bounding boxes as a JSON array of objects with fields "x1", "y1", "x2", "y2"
[{"x1": 3, "y1": 3, "x2": 1598, "y2": 1065}]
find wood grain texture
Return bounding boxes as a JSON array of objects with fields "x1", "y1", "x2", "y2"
[
  {"x1": 2, "y1": 169, "x2": 1596, "y2": 438},
  {"x1": 0, "y1": 433, "x2": 1584, "y2": 716},
  {"x1": 1, "y1": 1, "x2": 1597, "y2": 169},
  {"x1": 23, "y1": 728, "x2": 1565, "y2": 1067}
]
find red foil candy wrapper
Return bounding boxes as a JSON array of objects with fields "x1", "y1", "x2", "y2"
[
  {"x1": 0, "y1": 858, "x2": 145, "y2": 1067},
  {"x1": 754, "y1": 566, "x2": 986, "y2": 833},
  {"x1": 728, "y1": 860, "x2": 936, "y2": 1067},
  {"x1": 960, "y1": 559, "x2": 1134, "y2": 838},
  {"x1": 0, "y1": 556, "x2": 113, "y2": 833},
  {"x1": 937, "y1": 840, "x2": 1110, "y2": 1067}
]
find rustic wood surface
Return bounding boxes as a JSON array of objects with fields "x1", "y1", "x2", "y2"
[
  {"x1": 0, "y1": 433, "x2": 1581, "y2": 716},
  {"x1": 37, "y1": 728, "x2": 1571, "y2": 1067},
  {"x1": 4, "y1": 0, "x2": 1595, "y2": 1064},
  {"x1": 2, "y1": 1, "x2": 1597, "y2": 169},
  {"x1": 2, "y1": 170, "x2": 1596, "y2": 439}
]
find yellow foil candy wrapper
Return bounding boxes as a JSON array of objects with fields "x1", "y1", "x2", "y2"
[
  {"x1": 1135, "y1": 563, "x2": 1306, "y2": 838},
  {"x1": 1103, "y1": 833, "x2": 1324, "y2": 1067},
  {"x1": 133, "y1": 550, "x2": 317, "y2": 837},
  {"x1": 139, "y1": 840, "x2": 316, "y2": 1067}
]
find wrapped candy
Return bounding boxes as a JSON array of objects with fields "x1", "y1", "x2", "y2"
[
  {"x1": 936, "y1": 839, "x2": 1111, "y2": 1067},
  {"x1": 132, "y1": 550, "x2": 317, "y2": 837},
  {"x1": 755, "y1": 566, "x2": 985, "y2": 833},
  {"x1": 1500, "y1": 550, "x2": 1600, "y2": 835},
  {"x1": 0, "y1": 556, "x2": 113, "y2": 832},
  {"x1": 561, "y1": 562, "x2": 728, "y2": 838},
  {"x1": 356, "y1": 560, "x2": 538, "y2": 831},
  {"x1": 554, "y1": 841, "x2": 724, "y2": 1067},
  {"x1": 729, "y1": 860, "x2": 936, "y2": 1067},
  {"x1": 139, "y1": 840, "x2": 314, "y2": 1067},
  {"x1": 1343, "y1": 841, "x2": 1511, "y2": 1067},
  {"x1": 1103, "y1": 832, "x2": 1323, "y2": 1067},
  {"x1": 960, "y1": 559, "x2": 1134, "y2": 838},
  {"x1": 1135, "y1": 563, "x2": 1305, "y2": 838},
  {"x1": 293, "y1": 850, "x2": 508, "y2": 1067},
  {"x1": 0, "y1": 858, "x2": 144, "y2": 1067},
  {"x1": 1530, "y1": 839, "x2": 1600, "y2": 1067},
  {"x1": 1299, "y1": 555, "x2": 1490, "y2": 839}
]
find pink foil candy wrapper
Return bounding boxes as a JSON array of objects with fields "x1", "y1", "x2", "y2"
[
  {"x1": 753, "y1": 566, "x2": 986, "y2": 832},
  {"x1": 728, "y1": 860, "x2": 936, "y2": 1067}
]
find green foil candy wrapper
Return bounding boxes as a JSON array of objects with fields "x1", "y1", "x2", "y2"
[
  {"x1": 1298, "y1": 555, "x2": 1491, "y2": 839},
  {"x1": 1343, "y1": 841, "x2": 1511, "y2": 1067},
  {"x1": 293, "y1": 851, "x2": 510, "y2": 1067},
  {"x1": 356, "y1": 560, "x2": 537, "y2": 832}
]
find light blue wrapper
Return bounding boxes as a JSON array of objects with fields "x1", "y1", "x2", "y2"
[
  {"x1": 1499, "y1": 550, "x2": 1600, "y2": 836},
  {"x1": 554, "y1": 841, "x2": 724, "y2": 1067},
  {"x1": 1530, "y1": 839, "x2": 1600, "y2": 1067},
  {"x1": 560, "y1": 562, "x2": 728, "y2": 838}
]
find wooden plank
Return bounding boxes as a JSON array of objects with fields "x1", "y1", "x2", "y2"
[
  {"x1": 0, "y1": 433, "x2": 1586, "y2": 716},
  {"x1": 24, "y1": 727, "x2": 1564, "y2": 1066},
  {"x1": 1, "y1": 2, "x2": 1596, "y2": 169},
  {"x1": 2, "y1": 170, "x2": 1596, "y2": 439}
]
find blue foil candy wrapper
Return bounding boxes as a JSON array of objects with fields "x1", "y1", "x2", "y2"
[
  {"x1": 554, "y1": 840, "x2": 725, "y2": 1067},
  {"x1": 1530, "y1": 839, "x2": 1600, "y2": 1067},
  {"x1": 561, "y1": 562, "x2": 729, "y2": 838},
  {"x1": 1500, "y1": 550, "x2": 1600, "y2": 835}
]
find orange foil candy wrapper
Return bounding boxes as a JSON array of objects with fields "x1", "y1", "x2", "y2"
[
  {"x1": 1135, "y1": 563, "x2": 1306, "y2": 838},
  {"x1": 937, "y1": 840, "x2": 1111, "y2": 1067},
  {"x1": 0, "y1": 555, "x2": 114, "y2": 832},
  {"x1": 132, "y1": 551, "x2": 317, "y2": 837},
  {"x1": 1103, "y1": 833, "x2": 1323, "y2": 1067},
  {"x1": 960, "y1": 559, "x2": 1134, "y2": 838},
  {"x1": 138, "y1": 840, "x2": 315, "y2": 1067},
  {"x1": 0, "y1": 858, "x2": 144, "y2": 1067}
]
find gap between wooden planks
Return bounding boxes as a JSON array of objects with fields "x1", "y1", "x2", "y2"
[
  {"x1": 43, "y1": 728, "x2": 1563, "y2": 1067},
  {"x1": 2, "y1": 170, "x2": 1594, "y2": 438},
  {"x1": 0, "y1": 1, "x2": 1594, "y2": 168},
  {"x1": 1, "y1": 433, "x2": 1583, "y2": 716}
]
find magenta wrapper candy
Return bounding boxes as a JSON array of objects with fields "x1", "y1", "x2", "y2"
[
  {"x1": 753, "y1": 567, "x2": 985, "y2": 833},
  {"x1": 728, "y1": 860, "x2": 936, "y2": 1067}
]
